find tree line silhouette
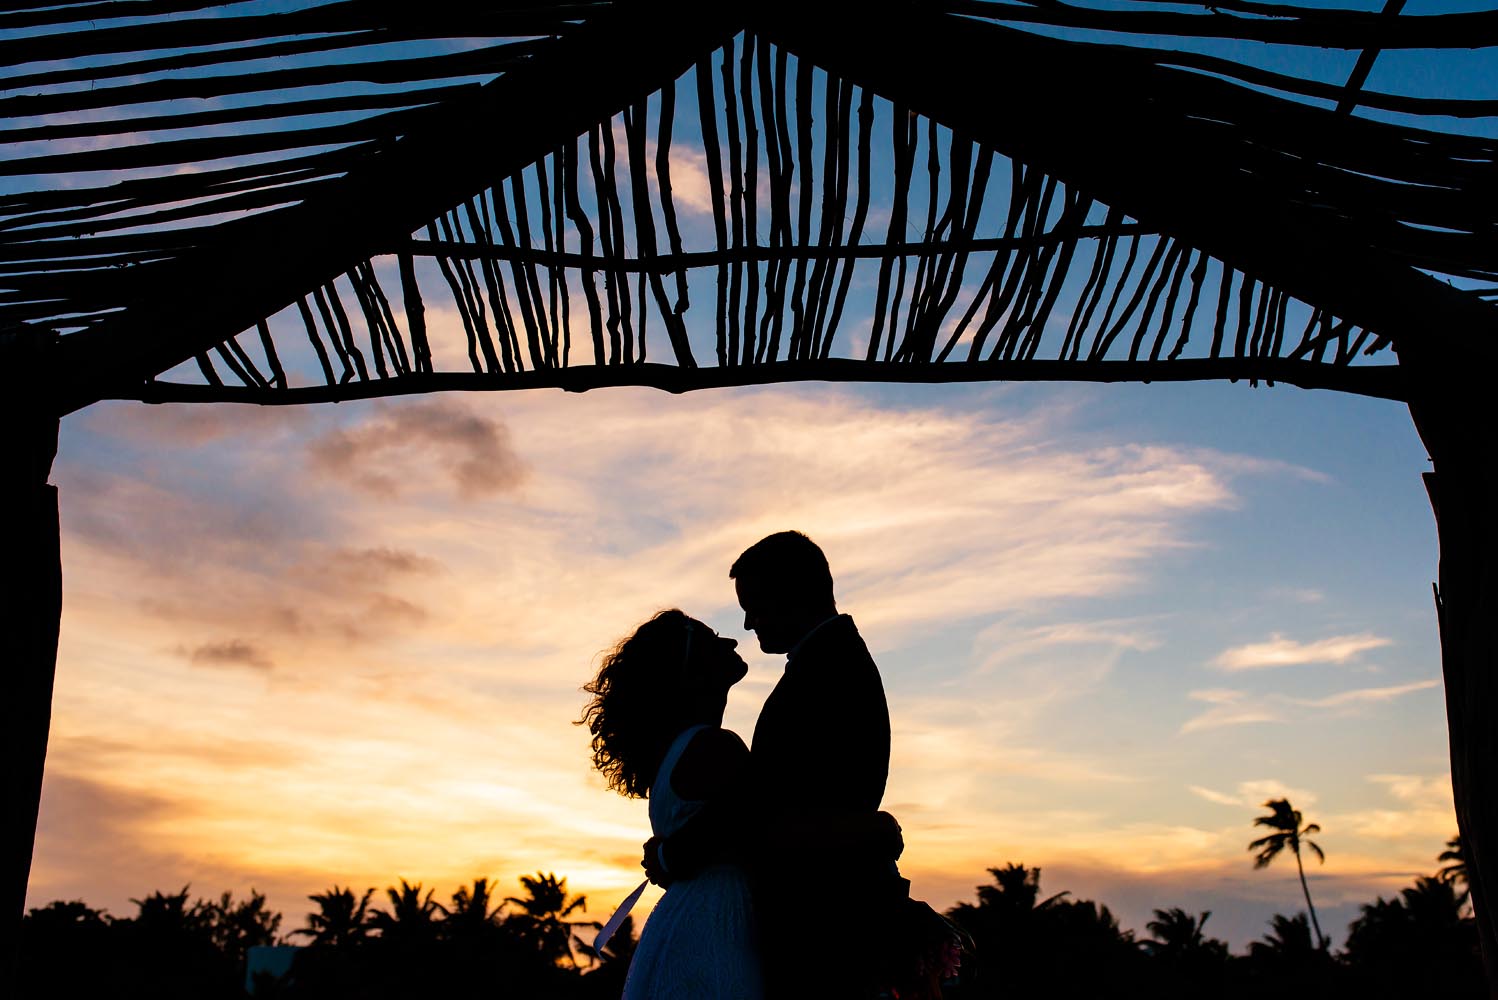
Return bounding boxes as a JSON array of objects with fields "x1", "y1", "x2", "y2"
[{"x1": 18, "y1": 827, "x2": 1483, "y2": 998}]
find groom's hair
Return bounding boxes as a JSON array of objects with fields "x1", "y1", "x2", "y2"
[{"x1": 730, "y1": 530, "x2": 835, "y2": 607}]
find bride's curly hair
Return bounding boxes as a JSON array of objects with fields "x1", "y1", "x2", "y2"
[{"x1": 580, "y1": 608, "x2": 701, "y2": 798}]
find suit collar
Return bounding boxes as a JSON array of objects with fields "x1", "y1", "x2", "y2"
[{"x1": 786, "y1": 613, "x2": 851, "y2": 666}]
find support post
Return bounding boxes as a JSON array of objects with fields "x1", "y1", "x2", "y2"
[
  {"x1": 1411, "y1": 384, "x2": 1498, "y2": 995},
  {"x1": 0, "y1": 328, "x2": 61, "y2": 980}
]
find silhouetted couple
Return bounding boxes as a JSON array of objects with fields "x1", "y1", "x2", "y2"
[{"x1": 582, "y1": 531, "x2": 959, "y2": 999}]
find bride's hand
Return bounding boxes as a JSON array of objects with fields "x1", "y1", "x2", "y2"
[{"x1": 642, "y1": 835, "x2": 674, "y2": 888}]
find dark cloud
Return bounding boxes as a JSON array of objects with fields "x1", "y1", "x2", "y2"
[
  {"x1": 307, "y1": 400, "x2": 524, "y2": 499},
  {"x1": 363, "y1": 593, "x2": 427, "y2": 625},
  {"x1": 318, "y1": 546, "x2": 443, "y2": 584},
  {"x1": 186, "y1": 638, "x2": 274, "y2": 671}
]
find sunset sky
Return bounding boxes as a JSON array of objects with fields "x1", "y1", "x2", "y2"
[
  {"x1": 33, "y1": 375, "x2": 1452, "y2": 948},
  {"x1": 12, "y1": 0, "x2": 1483, "y2": 954}
]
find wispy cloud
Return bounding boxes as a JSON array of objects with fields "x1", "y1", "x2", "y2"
[
  {"x1": 1181, "y1": 678, "x2": 1438, "y2": 734},
  {"x1": 1189, "y1": 778, "x2": 1319, "y2": 809},
  {"x1": 1301, "y1": 680, "x2": 1438, "y2": 708},
  {"x1": 1212, "y1": 632, "x2": 1392, "y2": 672},
  {"x1": 1180, "y1": 689, "x2": 1286, "y2": 734}
]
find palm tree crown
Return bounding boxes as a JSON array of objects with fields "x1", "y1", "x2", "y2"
[
  {"x1": 1437, "y1": 834, "x2": 1467, "y2": 894},
  {"x1": 504, "y1": 872, "x2": 592, "y2": 967},
  {"x1": 294, "y1": 886, "x2": 374, "y2": 949}
]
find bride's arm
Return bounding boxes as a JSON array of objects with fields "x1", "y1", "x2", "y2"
[{"x1": 642, "y1": 728, "x2": 755, "y2": 885}]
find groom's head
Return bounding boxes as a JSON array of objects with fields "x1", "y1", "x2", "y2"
[{"x1": 731, "y1": 530, "x2": 837, "y2": 654}]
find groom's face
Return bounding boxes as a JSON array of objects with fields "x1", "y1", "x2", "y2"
[{"x1": 735, "y1": 576, "x2": 799, "y2": 654}]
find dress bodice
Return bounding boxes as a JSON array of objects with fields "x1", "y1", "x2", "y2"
[
  {"x1": 625, "y1": 722, "x2": 762, "y2": 999},
  {"x1": 648, "y1": 723, "x2": 709, "y2": 838}
]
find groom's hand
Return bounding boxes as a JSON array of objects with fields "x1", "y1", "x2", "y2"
[{"x1": 642, "y1": 836, "x2": 673, "y2": 888}]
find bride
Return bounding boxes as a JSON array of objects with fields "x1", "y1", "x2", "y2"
[{"x1": 580, "y1": 609, "x2": 763, "y2": 999}]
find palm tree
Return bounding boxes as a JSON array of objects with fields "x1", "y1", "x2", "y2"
[
  {"x1": 448, "y1": 877, "x2": 504, "y2": 925},
  {"x1": 504, "y1": 872, "x2": 593, "y2": 968},
  {"x1": 201, "y1": 889, "x2": 282, "y2": 966},
  {"x1": 1144, "y1": 907, "x2": 1212, "y2": 959},
  {"x1": 1437, "y1": 834, "x2": 1468, "y2": 896},
  {"x1": 367, "y1": 879, "x2": 443, "y2": 947},
  {"x1": 1248, "y1": 798, "x2": 1327, "y2": 949},
  {"x1": 1343, "y1": 876, "x2": 1482, "y2": 994},
  {"x1": 1250, "y1": 912, "x2": 1320, "y2": 959},
  {"x1": 293, "y1": 886, "x2": 374, "y2": 949}
]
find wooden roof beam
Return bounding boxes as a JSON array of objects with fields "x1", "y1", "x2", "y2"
[{"x1": 122, "y1": 357, "x2": 1411, "y2": 405}]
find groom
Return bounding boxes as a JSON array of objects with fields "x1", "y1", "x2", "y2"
[{"x1": 643, "y1": 530, "x2": 904, "y2": 997}]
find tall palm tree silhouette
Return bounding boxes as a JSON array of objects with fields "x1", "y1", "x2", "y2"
[{"x1": 1248, "y1": 798, "x2": 1327, "y2": 949}]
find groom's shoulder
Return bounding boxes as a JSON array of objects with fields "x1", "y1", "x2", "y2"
[{"x1": 802, "y1": 615, "x2": 879, "y2": 671}]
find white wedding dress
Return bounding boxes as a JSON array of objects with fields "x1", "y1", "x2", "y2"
[{"x1": 622, "y1": 724, "x2": 764, "y2": 1000}]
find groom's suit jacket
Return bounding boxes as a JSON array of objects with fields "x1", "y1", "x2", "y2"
[{"x1": 749, "y1": 614, "x2": 890, "y2": 847}]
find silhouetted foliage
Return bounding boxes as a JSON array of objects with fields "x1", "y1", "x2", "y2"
[
  {"x1": 945, "y1": 863, "x2": 1145, "y2": 997},
  {"x1": 17, "y1": 888, "x2": 283, "y2": 999},
  {"x1": 19, "y1": 843, "x2": 1488, "y2": 999},
  {"x1": 503, "y1": 871, "x2": 596, "y2": 969},
  {"x1": 1438, "y1": 833, "x2": 1469, "y2": 898},
  {"x1": 574, "y1": 913, "x2": 638, "y2": 998},
  {"x1": 17, "y1": 900, "x2": 117, "y2": 997},
  {"x1": 1343, "y1": 876, "x2": 1484, "y2": 997},
  {"x1": 1143, "y1": 907, "x2": 1231, "y2": 996},
  {"x1": 293, "y1": 885, "x2": 374, "y2": 949}
]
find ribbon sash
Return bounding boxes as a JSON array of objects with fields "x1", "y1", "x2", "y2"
[{"x1": 593, "y1": 878, "x2": 649, "y2": 955}]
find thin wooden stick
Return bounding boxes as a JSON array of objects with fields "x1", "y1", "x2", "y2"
[
  {"x1": 255, "y1": 319, "x2": 287, "y2": 389},
  {"x1": 295, "y1": 296, "x2": 336, "y2": 384},
  {"x1": 562, "y1": 135, "x2": 607, "y2": 367},
  {"x1": 697, "y1": 56, "x2": 730, "y2": 366},
  {"x1": 720, "y1": 37, "x2": 746, "y2": 366},
  {"x1": 427, "y1": 221, "x2": 483, "y2": 374},
  {"x1": 740, "y1": 32, "x2": 762, "y2": 363},
  {"x1": 821, "y1": 86, "x2": 874, "y2": 360}
]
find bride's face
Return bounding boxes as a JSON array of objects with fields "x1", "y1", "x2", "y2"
[{"x1": 688, "y1": 629, "x2": 748, "y2": 696}]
